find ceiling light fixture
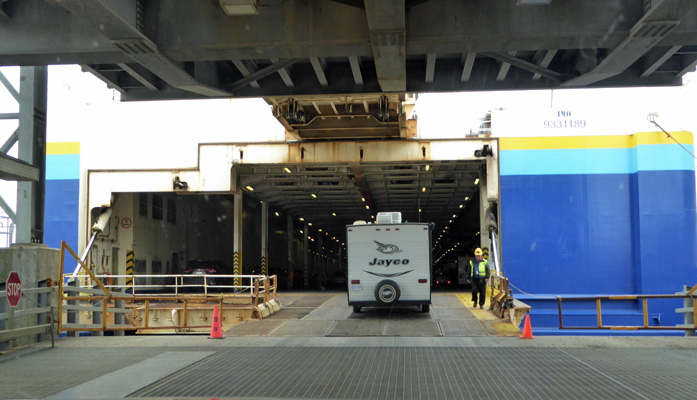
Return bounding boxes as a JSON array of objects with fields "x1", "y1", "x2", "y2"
[
  {"x1": 245, "y1": 186, "x2": 254, "y2": 191},
  {"x1": 474, "y1": 178, "x2": 480, "y2": 185},
  {"x1": 311, "y1": 193, "x2": 317, "y2": 198},
  {"x1": 283, "y1": 167, "x2": 291, "y2": 173}
]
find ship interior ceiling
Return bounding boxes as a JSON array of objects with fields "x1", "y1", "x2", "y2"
[
  {"x1": 126, "y1": 159, "x2": 486, "y2": 288},
  {"x1": 236, "y1": 159, "x2": 484, "y2": 256}
]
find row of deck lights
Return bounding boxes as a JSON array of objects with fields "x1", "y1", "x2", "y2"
[
  {"x1": 435, "y1": 243, "x2": 463, "y2": 264},
  {"x1": 433, "y1": 196, "x2": 471, "y2": 249}
]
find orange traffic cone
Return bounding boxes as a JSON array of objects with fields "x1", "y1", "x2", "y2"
[
  {"x1": 209, "y1": 304, "x2": 225, "y2": 339},
  {"x1": 519, "y1": 314, "x2": 534, "y2": 339}
]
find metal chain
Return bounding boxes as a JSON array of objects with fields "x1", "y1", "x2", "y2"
[{"x1": 507, "y1": 282, "x2": 556, "y2": 299}]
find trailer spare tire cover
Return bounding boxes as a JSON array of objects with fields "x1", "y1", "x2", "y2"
[{"x1": 375, "y1": 280, "x2": 400, "y2": 305}]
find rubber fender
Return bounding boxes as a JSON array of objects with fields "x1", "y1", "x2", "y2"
[
  {"x1": 257, "y1": 304, "x2": 270, "y2": 318},
  {"x1": 374, "y1": 280, "x2": 400, "y2": 305}
]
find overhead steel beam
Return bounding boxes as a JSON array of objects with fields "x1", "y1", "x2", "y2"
[
  {"x1": 677, "y1": 53, "x2": 697, "y2": 77},
  {"x1": 365, "y1": 0, "x2": 406, "y2": 92},
  {"x1": 271, "y1": 58, "x2": 295, "y2": 88},
  {"x1": 117, "y1": 63, "x2": 159, "y2": 91},
  {"x1": 0, "y1": 128, "x2": 18, "y2": 154},
  {"x1": 561, "y1": 0, "x2": 692, "y2": 87},
  {"x1": 532, "y1": 49, "x2": 558, "y2": 80},
  {"x1": 0, "y1": 153, "x2": 39, "y2": 181},
  {"x1": 349, "y1": 56, "x2": 364, "y2": 85},
  {"x1": 425, "y1": 53, "x2": 436, "y2": 83},
  {"x1": 0, "y1": 70, "x2": 18, "y2": 101},
  {"x1": 232, "y1": 59, "x2": 261, "y2": 89},
  {"x1": 641, "y1": 46, "x2": 682, "y2": 77},
  {"x1": 495, "y1": 51, "x2": 516, "y2": 81},
  {"x1": 310, "y1": 57, "x2": 329, "y2": 87},
  {"x1": 227, "y1": 59, "x2": 301, "y2": 93},
  {"x1": 460, "y1": 52, "x2": 476, "y2": 82},
  {"x1": 55, "y1": 0, "x2": 230, "y2": 97},
  {"x1": 80, "y1": 64, "x2": 126, "y2": 93},
  {"x1": 482, "y1": 51, "x2": 565, "y2": 82}
]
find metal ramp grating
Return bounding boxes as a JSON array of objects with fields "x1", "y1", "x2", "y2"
[{"x1": 130, "y1": 347, "x2": 697, "y2": 399}]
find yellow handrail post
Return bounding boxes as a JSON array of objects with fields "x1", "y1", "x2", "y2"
[
  {"x1": 144, "y1": 300, "x2": 150, "y2": 329},
  {"x1": 557, "y1": 297, "x2": 564, "y2": 329},
  {"x1": 103, "y1": 299, "x2": 108, "y2": 331},
  {"x1": 264, "y1": 278, "x2": 270, "y2": 303},
  {"x1": 183, "y1": 299, "x2": 188, "y2": 328},
  {"x1": 642, "y1": 298, "x2": 649, "y2": 328}
]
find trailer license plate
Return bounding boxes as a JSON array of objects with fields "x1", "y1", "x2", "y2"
[{"x1": 350, "y1": 284, "x2": 362, "y2": 291}]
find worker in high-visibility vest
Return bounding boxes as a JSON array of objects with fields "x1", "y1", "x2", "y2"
[{"x1": 466, "y1": 248, "x2": 490, "y2": 309}]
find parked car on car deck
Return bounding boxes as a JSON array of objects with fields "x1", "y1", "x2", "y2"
[{"x1": 182, "y1": 260, "x2": 229, "y2": 290}]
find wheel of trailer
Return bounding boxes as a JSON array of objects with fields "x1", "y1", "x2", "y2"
[
  {"x1": 422, "y1": 304, "x2": 430, "y2": 313},
  {"x1": 353, "y1": 305, "x2": 361, "y2": 313},
  {"x1": 374, "y1": 280, "x2": 400, "y2": 305}
]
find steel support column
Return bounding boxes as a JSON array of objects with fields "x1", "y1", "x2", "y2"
[
  {"x1": 16, "y1": 66, "x2": 47, "y2": 244},
  {"x1": 261, "y1": 201, "x2": 268, "y2": 276},
  {"x1": 233, "y1": 191, "x2": 243, "y2": 287},
  {"x1": 303, "y1": 222, "x2": 309, "y2": 289},
  {"x1": 317, "y1": 233, "x2": 323, "y2": 288},
  {"x1": 286, "y1": 215, "x2": 293, "y2": 289},
  {"x1": 478, "y1": 170, "x2": 492, "y2": 253}
]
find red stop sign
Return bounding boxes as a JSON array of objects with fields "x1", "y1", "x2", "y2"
[{"x1": 6, "y1": 271, "x2": 21, "y2": 307}]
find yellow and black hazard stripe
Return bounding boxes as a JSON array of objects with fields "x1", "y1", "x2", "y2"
[
  {"x1": 233, "y1": 251, "x2": 241, "y2": 287},
  {"x1": 260, "y1": 255, "x2": 267, "y2": 276},
  {"x1": 481, "y1": 247, "x2": 489, "y2": 260},
  {"x1": 125, "y1": 250, "x2": 134, "y2": 293}
]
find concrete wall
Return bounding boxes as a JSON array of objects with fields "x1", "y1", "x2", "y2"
[{"x1": 0, "y1": 245, "x2": 60, "y2": 349}]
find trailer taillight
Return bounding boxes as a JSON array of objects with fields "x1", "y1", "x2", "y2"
[
  {"x1": 419, "y1": 279, "x2": 427, "y2": 283},
  {"x1": 351, "y1": 280, "x2": 360, "y2": 285}
]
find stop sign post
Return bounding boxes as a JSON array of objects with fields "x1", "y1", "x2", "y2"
[{"x1": 6, "y1": 271, "x2": 21, "y2": 307}]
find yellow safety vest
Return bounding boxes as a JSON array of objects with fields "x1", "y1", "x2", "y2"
[{"x1": 470, "y1": 259, "x2": 487, "y2": 279}]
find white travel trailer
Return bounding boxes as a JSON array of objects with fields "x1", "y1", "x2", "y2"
[{"x1": 346, "y1": 212, "x2": 433, "y2": 313}]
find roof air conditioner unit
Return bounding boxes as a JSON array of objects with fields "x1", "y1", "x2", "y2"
[{"x1": 376, "y1": 212, "x2": 402, "y2": 224}]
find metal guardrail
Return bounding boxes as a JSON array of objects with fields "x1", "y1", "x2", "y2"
[
  {"x1": 556, "y1": 284, "x2": 697, "y2": 331},
  {"x1": 677, "y1": 284, "x2": 697, "y2": 336},
  {"x1": 58, "y1": 240, "x2": 278, "y2": 334},
  {"x1": 488, "y1": 272, "x2": 530, "y2": 328},
  {"x1": 488, "y1": 272, "x2": 512, "y2": 317},
  {"x1": 0, "y1": 285, "x2": 57, "y2": 348}
]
